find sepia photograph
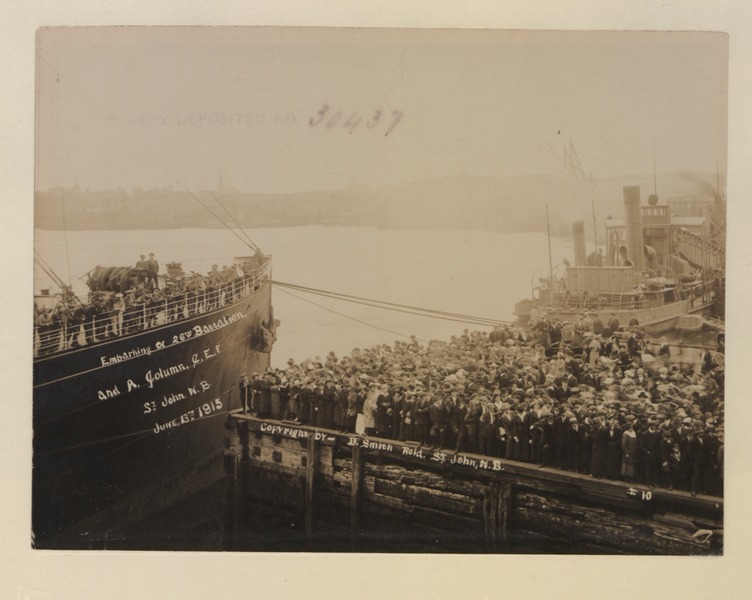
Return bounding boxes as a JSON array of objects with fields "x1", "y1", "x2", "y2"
[{"x1": 32, "y1": 26, "x2": 726, "y2": 555}]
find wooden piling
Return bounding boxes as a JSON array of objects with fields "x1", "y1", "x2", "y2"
[
  {"x1": 499, "y1": 482, "x2": 512, "y2": 544},
  {"x1": 224, "y1": 415, "x2": 724, "y2": 554},
  {"x1": 350, "y1": 443, "x2": 363, "y2": 537},
  {"x1": 240, "y1": 420, "x2": 250, "y2": 461},
  {"x1": 483, "y1": 481, "x2": 500, "y2": 548},
  {"x1": 304, "y1": 435, "x2": 318, "y2": 539},
  {"x1": 222, "y1": 417, "x2": 239, "y2": 549}
]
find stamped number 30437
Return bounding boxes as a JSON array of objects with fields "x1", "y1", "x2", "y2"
[{"x1": 309, "y1": 104, "x2": 404, "y2": 136}]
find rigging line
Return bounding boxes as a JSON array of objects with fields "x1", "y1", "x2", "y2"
[
  {"x1": 276, "y1": 286, "x2": 430, "y2": 343},
  {"x1": 276, "y1": 284, "x2": 504, "y2": 327},
  {"x1": 275, "y1": 284, "x2": 505, "y2": 328},
  {"x1": 34, "y1": 251, "x2": 68, "y2": 288},
  {"x1": 61, "y1": 189, "x2": 73, "y2": 285},
  {"x1": 272, "y1": 280, "x2": 504, "y2": 323},
  {"x1": 187, "y1": 192, "x2": 259, "y2": 253},
  {"x1": 34, "y1": 256, "x2": 64, "y2": 289},
  {"x1": 33, "y1": 255, "x2": 85, "y2": 305},
  {"x1": 207, "y1": 191, "x2": 262, "y2": 253},
  {"x1": 544, "y1": 140, "x2": 571, "y2": 174},
  {"x1": 37, "y1": 54, "x2": 258, "y2": 255},
  {"x1": 271, "y1": 280, "x2": 511, "y2": 325}
]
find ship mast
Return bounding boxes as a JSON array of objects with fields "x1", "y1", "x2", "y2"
[
  {"x1": 546, "y1": 204, "x2": 554, "y2": 282},
  {"x1": 591, "y1": 196, "x2": 598, "y2": 255}
]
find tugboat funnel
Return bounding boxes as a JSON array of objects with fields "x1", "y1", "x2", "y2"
[
  {"x1": 572, "y1": 220, "x2": 587, "y2": 266},
  {"x1": 623, "y1": 186, "x2": 644, "y2": 272}
]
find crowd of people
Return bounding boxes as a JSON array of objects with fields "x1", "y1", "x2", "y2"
[
  {"x1": 242, "y1": 319, "x2": 724, "y2": 497},
  {"x1": 34, "y1": 255, "x2": 263, "y2": 355}
]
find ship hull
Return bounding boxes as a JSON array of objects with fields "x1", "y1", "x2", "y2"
[
  {"x1": 32, "y1": 281, "x2": 273, "y2": 548},
  {"x1": 518, "y1": 299, "x2": 691, "y2": 336}
]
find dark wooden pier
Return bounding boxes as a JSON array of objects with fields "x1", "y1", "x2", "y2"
[{"x1": 222, "y1": 412, "x2": 723, "y2": 554}]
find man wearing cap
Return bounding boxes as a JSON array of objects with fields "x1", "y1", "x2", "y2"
[
  {"x1": 621, "y1": 419, "x2": 638, "y2": 482},
  {"x1": 528, "y1": 401, "x2": 545, "y2": 464},
  {"x1": 513, "y1": 403, "x2": 533, "y2": 462},
  {"x1": 604, "y1": 418, "x2": 623, "y2": 480},
  {"x1": 345, "y1": 385, "x2": 360, "y2": 433},
  {"x1": 414, "y1": 393, "x2": 432, "y2": 447},
  {"x1": 298, "y1": 380, "x2": 312, "y2": 424},
  {"x1": 659, "y1": 427, "x2": 678, "y2": 489},
  {"x1": 333, "y1": 381, "x2": 349, "y2": 432},
  {"x1": 145, "y1": 253, "x2": 159, "y2": 290},
  {"x1": 589, "y1": 417, "x2": 607, "y2": 478},
  {"x1": 639, "y1": 419, "x2": 662, "y2": 487},
  {"x1": 452, "y1": 394, "x2": 469, "y2": 452},
  {"x1": 552, "y1": 407, "x2": 570, "y2": 468},
  {"x1": 567, "y1": 416, "x2": 588, "y2": 473},
  {"x1": 83, "y1": 294, "x2": 107, "y2": 344},
  {"x1": 463, "y1": 399, "x2": 481, "y2": 454},
  {"x1": 398, "y1": 390, "x2": 415, "y2": 442},
  {"x1": 681, "y1": 423, "x2": 707, "y2": 496},
  {"x1": 390, "y1": 386, "x2": 404, "y2": 439},
  {"x1": 533, "y1": 412, "x2": 555, "y2": 468},
  {"x1": 284, "y1": 379, "x2": 301, "y2": 422},
  {"x1": 606, "y1": 313, "x2": 620, "y2": 336},
  {"x1": 109, "y1": 292, "x2": 125, "y2": 337},
  {"x1": 375, "y1": 384, "x2": 393, "y2": 438},
  {"x1": 703, "y1": 425, "x2": 722, "y2": 496},
  {"x1": 478, "y1": 399, "x2": 496, "y2": 456}
]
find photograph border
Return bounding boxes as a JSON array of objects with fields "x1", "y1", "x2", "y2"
[{"x1": 3, "y1": 1, "x2": 751, "y2": 599}]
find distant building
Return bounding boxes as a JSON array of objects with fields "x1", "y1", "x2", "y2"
[{"x1": 666, "y1": 194, "x2": 715, "y2": 220}]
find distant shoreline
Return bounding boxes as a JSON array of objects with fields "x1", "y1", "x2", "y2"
[{"x1": 34, "y1": 223, "x2": 552, "y2": 234}]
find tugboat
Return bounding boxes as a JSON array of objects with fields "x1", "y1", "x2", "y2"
[
  {"x1": 32, "y1": 252, "x2": 276, "y2": 548},
  {"x1": 514, "y1": 186, "x2": 722, "y2": 336}
]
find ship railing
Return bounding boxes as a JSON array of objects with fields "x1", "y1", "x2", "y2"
[
  {"x1": 541, "y1": 294, "x2": 650, "y2": 313},
  {"x1": 34, "y1": 263, "x2": 271, "y2": 357}
]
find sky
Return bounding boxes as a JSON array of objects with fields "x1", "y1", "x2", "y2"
[{"x1": 35, "y1": 28, "x2": 728, "y2": 193}]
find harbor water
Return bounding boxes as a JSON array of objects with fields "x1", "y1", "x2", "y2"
[{"x1": 35, "y1": 226, "x2": 575, "y2": 367}]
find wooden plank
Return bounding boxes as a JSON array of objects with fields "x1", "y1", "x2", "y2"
[
  {"x1": 364, "y1": 463, "x2": 487, "y2": 498},
  {"x1": 332, "y1": 468, "x2": 352, "y2": 489},
  {"x1": 366, "y1": 491, "x2": 413, "y2": 514},
  {"x1": 512, "y1": 493, "x2": 717, "y2": 554},
  {"x1": 411, "y1": 504, "x2": 481, "y2": 530},
  {"x1": 228, "y1": 415, "x2": 723, "y2": 554},
  {"x1": 362, "y1": 499, "x2": 411, "y2": 521},
  {"x1": 513, "y1": 506, "x2": 707, "y2": 554},
  {"x1": 244, "y1": 470, "x2": 304, "y2": 504},
  {"x1": 373, "y1": 478, "x2": 481, "y2": 518},
  {"x1": 231, "y1": 416, "x2": 721, "y2": 510},
  {"x1": 245, "y1": 459, "x2": 306, "y2": 482},
  {"x1": 318, "y1": 444, "x2": 334, "y2": 477},
  {"x1": 253, "y1": 438, "x2": 306, "y2": 471}
]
